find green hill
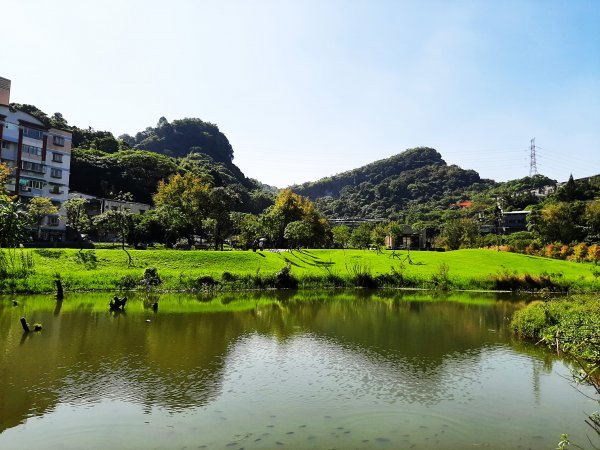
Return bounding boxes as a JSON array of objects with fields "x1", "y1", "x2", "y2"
[{"x1": 292, "y1": 147, "x2": 494, "y2": 219}]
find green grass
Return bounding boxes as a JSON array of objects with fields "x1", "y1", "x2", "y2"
[
  {"x1": 511, "y1": 295, "x2": 600, "y2": 363},
  {"x1": 1, "y1": 247, "x2": 599, "y2": 294}
]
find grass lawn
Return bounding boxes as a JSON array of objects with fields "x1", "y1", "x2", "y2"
[{"x1": 1, "y1": 247, "x2": 599, "y2": 294}]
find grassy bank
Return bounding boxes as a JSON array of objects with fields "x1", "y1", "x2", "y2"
[
  {"x1": 1, "y1": 247, "x2": 599, "y2": 294},
  {"x1": 511, "y1": 295, "x2": 600, "y2": 364}
]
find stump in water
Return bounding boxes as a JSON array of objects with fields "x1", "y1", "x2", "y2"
[
  {"x1": 20, "y1": 318, "x2": 42, "y2": 332},
  {"x1": 20, "y1": 318, "x2": 30, "y2": 332},
  {"x1": 55, "y1": 278, "x2": 64, "y2": 300},
  {"x1": 109, "y1": 296, "x2": 127, "y2": 310}
]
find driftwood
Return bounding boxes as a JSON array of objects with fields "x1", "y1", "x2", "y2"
[
  {"x1": 109, "y1": 296, "x2": 127, "y2": 310},
  {"x1": 20, "y1": 317, "x2": 42, "y2": 332}
]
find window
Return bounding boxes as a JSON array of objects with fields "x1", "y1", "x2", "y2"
[
  {"x1": 52, "y1": 152, "x2": 63, "y2": 163},
  {"x1": 52, "y1": 135, "x2": 65, "y2": 146},
  {"x1": 50, "y1": 168, "x2": 62, "y2": 178},
  {"x1": 20, "y1": 179, "x2": 45, "y2": 191},
  {"x1": 49, "y1": 184, "x2": 63, "y2": 195},
  {"x1": 23, "y1": 127, "x2": 44, "y2": 140},
  {"x1": 1, "y1": 141, "x2": 10, "y2": 149},
  {"x1": 22, "y1": 144, "x2": 43, "y2": 156},
  {"x1": 21, "y1": 161, "x2": 46, "y2": 173},
  {"x1": 47, "y1": 215, "x2": 60, "y2": 226}
]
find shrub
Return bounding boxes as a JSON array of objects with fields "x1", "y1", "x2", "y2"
[
  {"x1": 511, "y1": 301, "x2": 548, "y2": 337},
  {"x1": 431, "y1": 262, "x2": 451, "y2": 291},
  {"x1": 544, "y1": 243, "x2": 557, "y2": 259},
  {"x1": 525, "y1": 242, "x2": 540, "y2": 255},
  {"x1": 349, "y1": 264, "x2": 377, "y2": 288},
  {"x1": 117, "y1": 275, "x2": 138, "y2": 290},
  {"x1": 274, "y1": 264, "x2": 298, "y2": 289},
  {"x1": 588, "y1": 244, "x2": 600, "y2": 264},
  {"x1": 570, "y1": 242, "x2": 589, "y2": 262},
  {"x1": 221, "y1": 271, "x2": 236, "y2": 282},
  {"x1": 141, "y1": 267, "x2": 162, "y2": 287},
  {"x1": 559, "y1": 244, "x2": 571, "y2": 260}
]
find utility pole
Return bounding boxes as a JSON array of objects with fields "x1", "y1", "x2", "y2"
[{"x1": 529, "y1": 138, "x2": 537, "y2": 177}]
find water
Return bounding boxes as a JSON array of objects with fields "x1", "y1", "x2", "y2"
[{"x1": 0, "y1": 291, "x2": 597, "y2": 449}]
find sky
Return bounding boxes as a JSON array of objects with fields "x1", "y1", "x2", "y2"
[{"x1": 3, "y1": 0, "x2": 599, "y2": 188}]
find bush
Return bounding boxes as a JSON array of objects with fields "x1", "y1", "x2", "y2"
[
  {"x1": 117, "y1": 275, "x2": 138, "y2": 290},
  {"x1": 141, "y1": 267, "x2": 162, "y2": 287},
  {"x1": 588, "y1": 244, "x2": 600, "y2": 264},
  {"x1": 221, "y1": 271, "x2": 235, "y2": 282},
  {"x1": 511, "y1": 301, "x2": 549, "y2": 337},
  {"x1": 349, "y1": 264, "x2": 377, "y2": 288},
  {"x1": 431, "y1": 262, "x2": 451, "y2": 291},
  {"x1": 274, "y1": 264, "x2": 298, "y2": 289},
  {"x1": 512, "y1": 297, "x2": 600, "y2": 363}
]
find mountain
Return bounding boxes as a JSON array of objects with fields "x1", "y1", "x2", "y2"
[
  {"x1": 119, "y1": 117, "x2": 234, "y2": 164},
  {"x1": 292, "y1": 147, "x2": 494, "y2": 219}
]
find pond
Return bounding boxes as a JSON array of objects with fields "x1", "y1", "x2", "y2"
[{"x1": 0, "y1": 291, "x2": 597, "y2": 449}]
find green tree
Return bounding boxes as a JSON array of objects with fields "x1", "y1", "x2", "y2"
[
  {"x1": 0, "y1": 200, "x2": 29, "y2": 248},
  {"x1": 528, "y1": 202, "x2": 586, "y2": 244},
  {"x1": 585, "y1": 200, "x2": 600, "y2": 242},
  {"x1": 266, "y1": 189, "x2": 330, "y2": 247},
  {"x1": 439, "y1": 218, "x2": 480, "y2": 250},
  {"x1": 371, "y1": 223, "x2": 387, "y2": 247},
  {"x1": 63, "y1": 197, "x2": 91, "y2": 247},
  {"x1": 284, "y1": 221, "x2": 313, "y2": 249},
  {"x1": 153, "y1": 172, "x2": 212, "y2": 245},
  {"x1": 231, "y1": 212, "x2": 260, "y2": 249},
  {"x1": 350, "y1": 223, "x2": 373, "y2": 249},
  {"x1": 207, "y1": 187, "x2": 238, "y2": 250},
  {"x1": 331, "y1": 225, "x2": 351, "y2": 248},
  {"x1": 93, "y1": 193, "x2": 134, "y2": 264},
  {"x1": 27, "y1": 197, "x2": 58, "y2": 239}
]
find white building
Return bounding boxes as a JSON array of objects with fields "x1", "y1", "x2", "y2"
[{"x1": 0, "y1": 76, "x2": 73, "y2": 241}]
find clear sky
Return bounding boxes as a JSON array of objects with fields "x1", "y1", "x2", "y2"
[{"x1": 3, "y1": 0, "x2": 599, "y2": 187}]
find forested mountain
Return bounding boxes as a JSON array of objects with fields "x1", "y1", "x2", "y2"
[
  {"x1": 119, "y1": 117, "x2": 234, "y2": 163},
  {"x1": 292, "y1": 147, "x2": 494, "y2": 220},
  {"x1": 8, "y1": 104, "x2": 271, "y2": 212}
]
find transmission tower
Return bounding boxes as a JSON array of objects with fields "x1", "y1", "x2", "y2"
[{"x1": 529, "y1": 137, "x2": 537, "y2": 176}]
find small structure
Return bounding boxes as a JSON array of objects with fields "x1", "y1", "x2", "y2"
[
  {"x1": 501, "y1": 210, "x2": 530, "y2": 234},
  {"x1": 385, "y1": 225, "x2": 435, "y2": 250}
]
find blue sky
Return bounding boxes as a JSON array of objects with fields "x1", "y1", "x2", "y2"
[{"x1": 4, "y1": 0, "x2": 599, "y2": 187}]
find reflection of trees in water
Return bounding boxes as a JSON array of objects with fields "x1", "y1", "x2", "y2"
[
  {"x1": 0, "y1": 291, "x2": 541, "y2": 433},
  {"x1": 0, "y1": 311, "x2": 246, "y2": 432}
]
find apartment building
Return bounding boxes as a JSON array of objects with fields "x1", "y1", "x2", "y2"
[{"x1": 0, "y1": 76, "x2": 72, "y2": 241}]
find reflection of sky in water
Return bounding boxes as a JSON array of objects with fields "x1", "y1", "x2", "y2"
[{"x1": 0, "y1": 295, "x2": 597, "y2": 449}]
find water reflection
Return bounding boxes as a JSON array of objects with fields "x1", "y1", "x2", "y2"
[{"x1": 0, "y1": 291, "x2": 595, "y2": 449}]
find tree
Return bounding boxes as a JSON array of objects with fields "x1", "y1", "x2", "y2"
[
  {"x1": 0, "y1": 200, "x2": 29, "y2": 248},
  {"x1": 230, "y1": 212, "x2": 260, "y2": 249},
  {"x1": 528, "y1": 202, "x2": 587, "y2": 244},
  {"x1": 284, "y1": 221, "x2": 313, "y2": 249},
  {"x1": 63, "y1": 197, "x2": 91, "y2": 247},
  {"x1": 93, "y1": 193, "x2": 134, "y2": 264},
  {"x1": 350, "y1": 223, "x2": 373, "y2": 249},
  {"x1": 153, "y1": 172, "x2": 212, "y2": 245},
  {"x1": 371, "y1": 223, "x2": 387, "y2": 247},
  {"x1": 266, "y1": 189, "x2": 330, "y2": 247},
  {"x1": 439, "y1": 218, "x2": 480, "y2": 250},
  {"x1": 207, "y1": 187, "x2": 238, "y2": 250},
  {"x1": 27, "y1": 197, "x2": 58, "y2": 240},
  {"x1": 585, "y1": 200, "x2": 600, "y2": 242},
  {"x1": 331, "y1": 225, "x2": 351, "y2": 248},
  {"x1": 0, "y1": 163, "x2": 10, "y2": 197}
]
